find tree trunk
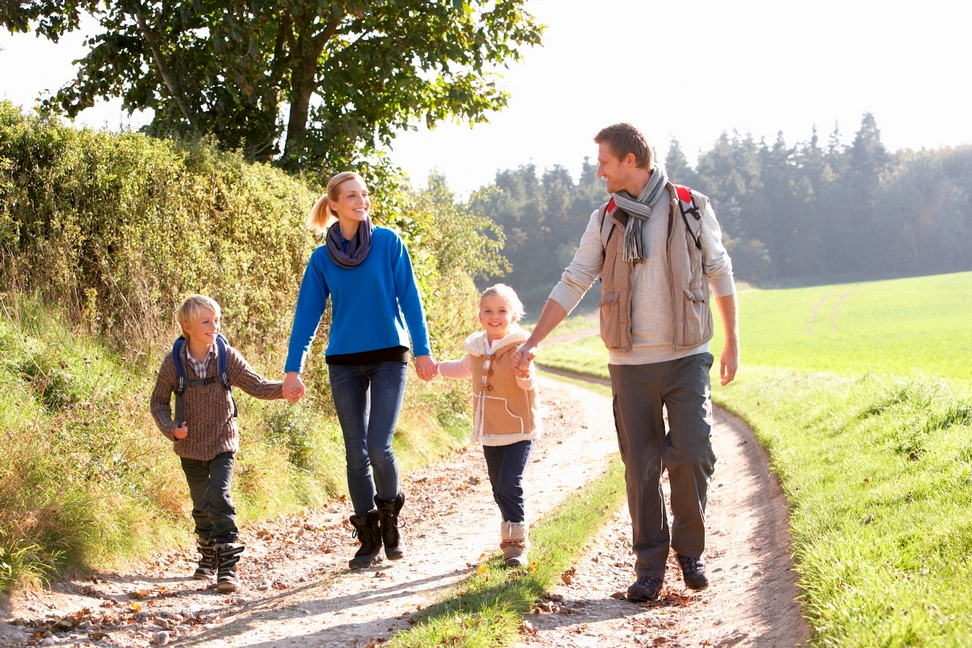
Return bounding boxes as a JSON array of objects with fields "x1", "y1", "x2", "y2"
[
  {"x1": 129, "y1": 1, "x2": 199, "y2": 131},
  {"x1": 282, "y1": 14, "x2": 342, "y2": 168}
]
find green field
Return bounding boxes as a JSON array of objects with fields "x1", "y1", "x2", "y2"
[
  {"x1": 538, "y1": 271, "x2": 972, "y2": 646},
  {"x1": 540, "y1": 271, "x2": 972, "y2": 389}
]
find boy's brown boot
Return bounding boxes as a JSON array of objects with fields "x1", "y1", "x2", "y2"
[
  {"x1": 193, "y1": 536, "x2": 216, "y2": 580},
  {"x1": 214, "y1": 542, "x2": 244, "y2": 593}
]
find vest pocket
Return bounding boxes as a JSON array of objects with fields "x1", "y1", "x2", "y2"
[
  {"x1": 678, "y1": 287, "x2": 713, "y2": 348},
  {"x1": 682, "y1": 287, "x2": 707, "y2": 303},
  {"x1": 599, "y1": 291, "x2": 623, "y2": 350},
  {"x1": 484, "y1": 395, "x2": 525, "y2": 434}
]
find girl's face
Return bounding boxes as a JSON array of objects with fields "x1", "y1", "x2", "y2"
[
  {"x1": 329, "y1": 178, "x2": 371, "y2": 225},
  {"x1": 479, "y1": 294, "x2": 515, "y2": 342}
]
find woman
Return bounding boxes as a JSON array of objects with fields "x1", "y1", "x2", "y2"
[{"x1": 283, "y1": 171, "x2": 436, "y2": 569}]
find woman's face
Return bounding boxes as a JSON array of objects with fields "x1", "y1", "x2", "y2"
[{"x1": 329, "y1": 178, "x2": 371, "y2": 225}]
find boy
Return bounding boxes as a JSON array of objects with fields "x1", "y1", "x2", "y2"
[{"x1": 151, "y1": 294, "x2": 284, "y2": 593}]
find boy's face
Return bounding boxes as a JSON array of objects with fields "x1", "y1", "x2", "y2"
[
  {"x1": 181, "y1": 307, "x2": 220, "y2": 345},
  {"x1": 479, "y1": 295, "x2": 515, "y2": 342}
]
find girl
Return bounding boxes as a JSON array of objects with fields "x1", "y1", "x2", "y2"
[
  {"x1": 283, "y1": 171, "x2": 436, "y2": 569},
  {"x1": 435, "y1": 284, "x2": 540, "y2": 566}
]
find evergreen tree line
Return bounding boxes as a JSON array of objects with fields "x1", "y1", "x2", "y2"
[{"x1": 472, "y1": 114, "x2": 972, "y2": 312}]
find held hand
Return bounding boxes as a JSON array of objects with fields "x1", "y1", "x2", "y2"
[
  {"x1": 511, "y1": 344, "x2": 538, "y2": 373},
  {"x1": 720, "y1": 339, "x2": 739, "y2": 386},
  {"x1": 512, "y1": 357, "x2": 533, "y2": 379},
  {"x1": 173, "y1": 424, "x2": 188, "y2": 440},
  {"x1": 283, "y1": 371, "x2": 306, "y2": 404},
  {"x1": 414, "y1": 355, "x2": 436, "y2": 382}
]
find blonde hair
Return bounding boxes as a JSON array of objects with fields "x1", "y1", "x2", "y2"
[
  {"x1": 480, "y1": 283, "x2": 525, "y2": 322},
  {"x1": 176, "y1": 294, "x2": 221, "y2": 328},
  {"x1": 306, "y1": 171, "x2": 367, "y2": 234}
]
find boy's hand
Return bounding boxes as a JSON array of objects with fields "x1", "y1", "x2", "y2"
[
  {"x1": 283, "y1": 372, "x2": 305, "y2": 404},
  {"x1": 173, "y1": 424, "x2": 188, "y2": 440}
]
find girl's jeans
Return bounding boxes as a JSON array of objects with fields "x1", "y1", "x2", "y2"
[
  {"x1": 482, "y1": 439, "x2": 534, "y2": 523},
  {"x1": 328, "y1": 362, "x2": 407, "y2": 516}
]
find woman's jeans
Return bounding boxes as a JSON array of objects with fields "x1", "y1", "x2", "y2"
[
  {"x1": 482, "y1": 439, "x2": 534, "y2": 523},
  {"x1": 328, "y1": 362, "x2": 407, "y2": 516},
  {"x1": 181, "y1": 452, "x2": 238, "y2": 543}
]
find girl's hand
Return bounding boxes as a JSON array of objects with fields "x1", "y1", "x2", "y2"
[
  {"x1": 414, "y1": 355, "x2": 436, "y2": 382},
  {"x1": 173, "y1": 424, "x2": 188, "y2": 440}
]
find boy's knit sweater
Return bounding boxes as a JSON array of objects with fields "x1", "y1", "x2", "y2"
[{"x1": 151, "y1": 342, "x2": 284, "y2": 461}]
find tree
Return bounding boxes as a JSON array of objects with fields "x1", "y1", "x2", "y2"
[
  {"x1": 664, "y1": 138, "x2": 698, "y2": 187},
  {"x1": 2, "y1": 1, "x2": 543, "y2": 174}
]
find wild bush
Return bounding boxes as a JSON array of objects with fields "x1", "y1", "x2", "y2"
[
  {"x1": 0, "y1": 104, "x2": 504, "y2": 592},
  {"x1": 0, "y1": 101, "x2": 317, "y2": 358}
]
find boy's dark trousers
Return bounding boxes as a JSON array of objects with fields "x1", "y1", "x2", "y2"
[{"x1": 181, "y1": 452, "x2": 238, "y2": 543}]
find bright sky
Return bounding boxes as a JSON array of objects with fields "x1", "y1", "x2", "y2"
[{"x1": 2, "y1": 0, "x2": 970, "y2": 197}]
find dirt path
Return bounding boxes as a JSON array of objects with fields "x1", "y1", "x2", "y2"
[{"x1": 0, "y1": 373, "x2": 809, "y2": 648}]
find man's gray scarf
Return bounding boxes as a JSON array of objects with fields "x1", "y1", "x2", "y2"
[
  {"x1": 611, "y1": 166, "x2": 669, "y2": 263},
  {"x1": 326, "y1": 217, "x2": 373, "y2": 268}
]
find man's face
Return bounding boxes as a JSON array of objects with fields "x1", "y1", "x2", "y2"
[{"x1": 596, "y1": 142, "x2": 631, "y2": 194}]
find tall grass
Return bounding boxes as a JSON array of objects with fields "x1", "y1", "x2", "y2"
[{"x1": 0, "y1": 294, "x2": 472, "y2": 592}]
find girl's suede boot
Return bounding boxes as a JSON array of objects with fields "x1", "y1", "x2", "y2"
[
  {"x1": 374, "y1": 494, "x2": 406, "y2": 560},
  {"x1": 214, "y1": 542, "x2": 244, "y2": 593},
  {"x1": 501, "y1": 521, "x2": 529, "y2": 567},
  {"x1": 348, "y1": 510, "x2": 383, "y2": 569},
  {"x1": 194, "y1": 536, "x2": 216, "y2": 580}
]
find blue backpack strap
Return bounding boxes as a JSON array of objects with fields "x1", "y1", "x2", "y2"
[
  {"x1": 172, "y1": 335, "x2": 236, "y2": 428},
  {"x1": 214, "y1": 334, "x2": 238, "y2": 419},
  {"x1": 172, "y1": 337, "x2": 188, "y2": 427},
  {"x1": 215, "y1": 334, "x2": 231, "y2": 390}
]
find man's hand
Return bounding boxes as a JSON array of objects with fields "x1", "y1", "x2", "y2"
[
  {"x1": 719, "y1": 338, "x2": 739, "y2": 386},
  {"x1": 173, "y1": 424, "x2": 188, "y2": 440},
  {"x1": 511, "y1": 344, "x2": 538, "y2": 376},
  {"x1": 414, "y1": 355, "x2": 436, "y2": 382},
  {"x1": 283, "y1": 371, "x2": 305, "y2": 404},
  {"x1": 715, "y1": 294, "x2": 740, "y2": 386}
]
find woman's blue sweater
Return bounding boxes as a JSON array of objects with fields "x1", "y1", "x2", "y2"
[{"x1": 285, "y1": 226, "x2": 431, "y2": 373}]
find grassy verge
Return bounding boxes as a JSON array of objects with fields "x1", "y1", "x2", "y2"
[
  {"x1": 716, "y1": 368, "x2": 972, "y2": 646},
  {"x1": 387, "y1": 457, "x2": 626, "y2": 647},
  {"x1": 0, "y1": 295, "x2": 470, "y2": 593}
]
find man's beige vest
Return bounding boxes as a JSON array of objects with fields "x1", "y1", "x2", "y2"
[
  {"x1": 468, "y1": 335, "x2": 539, "y2": 437},
  {"x1": 598, "y1": 182, "x2": 714, "y2": 353}
]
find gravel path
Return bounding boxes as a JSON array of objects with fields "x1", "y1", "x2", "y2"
[{"x1": 0, "y1": 372, "x2": 809, "y2": 647}]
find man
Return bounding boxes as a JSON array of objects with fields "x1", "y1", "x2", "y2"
[{"x1": 513, "y1": 123, "x2": 739, "y2": 602}]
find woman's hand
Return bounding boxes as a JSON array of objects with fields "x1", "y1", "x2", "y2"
[
  {"x1": 283, "y1": 371, "x2": 306, "y2": 403},
  {"x1": 173, "y1": 424, "x2": 188, "y2": 440},
  {"x1": 414, "y1": 355, "x2": 437, "y2": 382}
]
